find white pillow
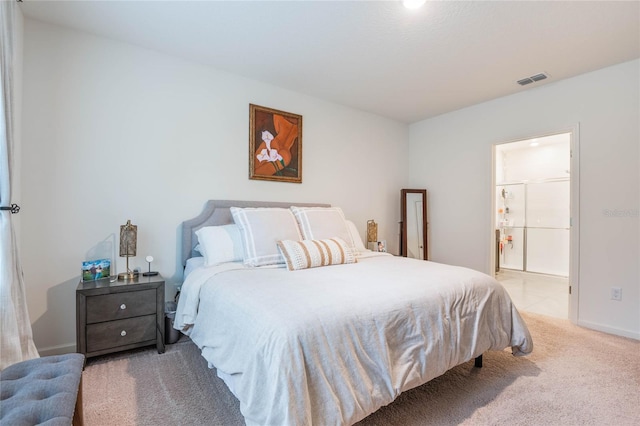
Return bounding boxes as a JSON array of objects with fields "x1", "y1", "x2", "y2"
[
  {"x1": 183, "y1": 256, "x2": 205, "y2": 279},
  {"x1": 277, "y1": 238, "x2": 356, "y2": 271},
  {"x1": 195, "y1": 224, "x2": 244, "y2": 266},
  {"x1": 290, "y1": 206, "x2": 355, "y2": 249},
  {"x1": 345, "y1": 220, "x2": 368, "y2": 253},
  {"x1": 230, "y1": 207, "x2": 302, "y2": 267}
]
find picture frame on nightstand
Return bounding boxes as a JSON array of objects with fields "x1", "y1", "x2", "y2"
[
  {"x1": 367, "y1": 240, "x2": 387, "y2": 253},
  {"x1": 81, "y1": 259, "x2": 111, "y2": 281}
]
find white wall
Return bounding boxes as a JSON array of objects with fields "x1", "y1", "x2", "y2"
[
  {"x1": 409, "y1": 60, "x2": 640, "y2": 339},
  {"x1": 20, "y1": 19, "x2": 409, "y2": 354}
]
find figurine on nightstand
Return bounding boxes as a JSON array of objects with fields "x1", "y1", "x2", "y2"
[{"x1": 143, "y1": 255, "x2": 159, "y2": 276}]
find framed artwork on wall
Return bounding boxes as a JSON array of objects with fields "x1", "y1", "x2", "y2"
[{"x1": 249, "y1": 104, "x2": 303, "y2": 183}]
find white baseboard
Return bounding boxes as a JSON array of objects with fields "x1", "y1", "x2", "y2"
[
  {"x1": 37, "y1": 343, "x2": 76, "y2": 357},
  {"x1": 577, "y1": 320, "x2": 640, "y2": 340}
]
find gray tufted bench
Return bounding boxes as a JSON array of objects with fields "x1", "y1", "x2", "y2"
[{"x1": 0, "y1": 353, "x2": 85, "y2": 426}]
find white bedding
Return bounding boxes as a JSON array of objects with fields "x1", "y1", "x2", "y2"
[{"x1": 175, "y1": 254, "x2": 533, "y2": 426}]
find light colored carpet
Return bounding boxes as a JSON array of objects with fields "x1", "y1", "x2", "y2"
[{"x1": 82, "y1": 312, "x2": 640, "y2": 425}]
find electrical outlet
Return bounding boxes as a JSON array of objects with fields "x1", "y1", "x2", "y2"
[{"x1": 611, "y1": 287, "x2": 622, "y2": 301}]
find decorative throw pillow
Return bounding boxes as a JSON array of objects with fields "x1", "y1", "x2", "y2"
[
  {"x1": 277, "y1": 237, "x2": 356, "y2": 271},
  {"x1": 230, "y1": 207, "x2": 302, "y2": 267},
  {"x1": 345, "y1": 220, "x2": 368, "y2": 253},
  {"x1": 290, "y1": 206, "x2": 355, "y2": 250},
  {"x1": 195, "y1": 224, "x2": 244, "y2": 266}
]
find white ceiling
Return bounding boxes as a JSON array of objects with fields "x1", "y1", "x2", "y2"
[{"x1": 19, "y1": 0, "x2": 640, "y2": 123}]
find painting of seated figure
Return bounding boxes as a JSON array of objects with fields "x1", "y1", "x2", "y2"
[{"x1": 249, "y1": 104, "x2": 302, "y2": 183}]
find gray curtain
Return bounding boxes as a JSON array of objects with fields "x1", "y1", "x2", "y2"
[{"x1": 1, "y1": 0, "x2": 39, "y2": 370}]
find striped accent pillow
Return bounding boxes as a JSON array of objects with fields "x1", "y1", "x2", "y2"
[{"x1": 277, "y1": 238, "x2": 356, "y2": 271}]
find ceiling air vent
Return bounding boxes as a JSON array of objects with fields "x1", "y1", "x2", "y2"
[{"x1": 517, "y1": 72, "x2": 549, "y2": 86}]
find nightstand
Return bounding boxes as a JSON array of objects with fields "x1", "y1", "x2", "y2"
[{"x1": 76, "y1": 275, "x2": 165, "y2": 358}]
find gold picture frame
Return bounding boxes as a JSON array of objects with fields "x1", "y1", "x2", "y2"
[{"x1": 249, "y1": 104, "x2": 302, "y2": 183}]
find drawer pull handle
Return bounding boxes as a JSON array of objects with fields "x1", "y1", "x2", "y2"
[
  {"x1": 120, "y1": 304, "x2": 126, "y2": 310},
  {"x1": 120, "y1": 330, "x2": 127, "y2": 337}
]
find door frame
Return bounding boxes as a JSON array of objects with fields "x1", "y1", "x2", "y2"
[{"x1": 490, "y1": 125, "x2": 580, "y2": 323}]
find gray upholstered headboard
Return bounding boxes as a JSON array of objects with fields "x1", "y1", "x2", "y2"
[{"x1": 181, "y1": 200, "x2": 331, "y2": 267}]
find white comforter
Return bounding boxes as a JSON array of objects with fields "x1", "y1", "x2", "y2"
[{"x1": 175, "y1": 253, "x2": 533, "y2": 426}]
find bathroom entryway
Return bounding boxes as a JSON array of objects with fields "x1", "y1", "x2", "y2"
[{"x1": 493, "y1": 132, "x2": 574, "y2": 319}]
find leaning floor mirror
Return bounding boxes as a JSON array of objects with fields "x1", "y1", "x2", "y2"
[{"x1": 400, "y1": 189, "x2": 428, "y2": 260}]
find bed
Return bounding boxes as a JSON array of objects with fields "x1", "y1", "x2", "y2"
[{"x1": 175, "y1": 200, "x2": 533, "y2": 426}]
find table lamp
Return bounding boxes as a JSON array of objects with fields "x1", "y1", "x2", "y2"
[
  {"x1": 117, "y1": 220, "x2": 138, "y2": 281},
  {"x1": 366, "y1": 219, "x2": 378, "y2": 251}
]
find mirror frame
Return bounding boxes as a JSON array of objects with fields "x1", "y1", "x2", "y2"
[{"x1": 400, "y1": 189, "x2": 428, "y2": 260}]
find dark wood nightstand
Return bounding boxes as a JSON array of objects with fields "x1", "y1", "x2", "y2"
[{"x1": 76, "y1": 275, "x2": 165, "y2": 358}]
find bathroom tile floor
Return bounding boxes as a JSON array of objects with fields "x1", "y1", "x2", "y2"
[{"x1": 496, "y1": 269, "x2": 569, "y2": 319}]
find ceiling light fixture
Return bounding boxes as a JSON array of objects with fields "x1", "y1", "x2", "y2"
[
  {"x1": 403, "y1": 0, "x2": 426, "y2": 10},
  {"x1": 530, "y1": 140, "x2": 539, "y2": 147}
]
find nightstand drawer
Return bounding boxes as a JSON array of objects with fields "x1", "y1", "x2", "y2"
[
  {"x1": 86, "y1": 289, "x2": 156, "y2": 323},
  {"x1": 86, "y1": 315, "x2": 157, "y2": 353}
]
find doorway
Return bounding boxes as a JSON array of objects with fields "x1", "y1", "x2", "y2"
[{"x1": 492, "y1": 131, "x2": 578, "y2": 320}]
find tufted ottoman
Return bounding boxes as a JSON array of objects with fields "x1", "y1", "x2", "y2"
[{"x1": 0, "y1": 353, "x2": 85, "y2": 425}]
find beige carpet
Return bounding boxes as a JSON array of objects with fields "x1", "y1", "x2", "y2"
[{"x1": 82, "y1": 312, "x2": 640, "y2": 425}]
